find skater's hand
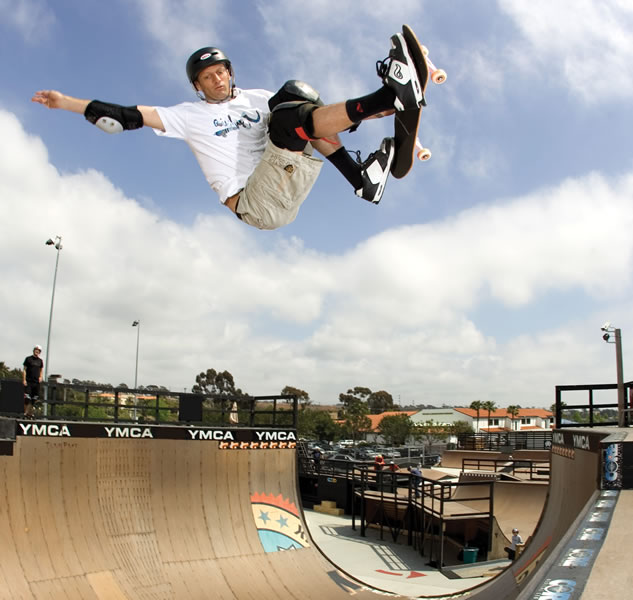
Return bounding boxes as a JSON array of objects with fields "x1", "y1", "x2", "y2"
[
  {"x1": 31, "y1": 90, "x2": 91, "y2": 115},
  {"x1": 31, "y1": 89, "x2": 66, "y2": 109}
]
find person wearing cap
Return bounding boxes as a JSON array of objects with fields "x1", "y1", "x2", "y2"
[
  {"x1": 23, "y1": 345, "x2": 44, "y2": 417},
  {"x1": 504, "y1": 528, "x2": 523, "y2": 560},
  {"x1": 31, "y1": 32, "x2": 428, "y2": 230},
  {"x1": 408, "y1": 465, "x2": 422, "y2": 497},
  {"x1": 374, "y1": 455, "x2": 385, "y2": 471}
]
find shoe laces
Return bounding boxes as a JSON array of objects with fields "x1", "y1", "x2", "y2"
[
  {"x1": 375, "y1": 56, "x2": 391, "y2": 80},
  {"x1": 348, "y1": 149, "x2": 363, "y2": 165}
]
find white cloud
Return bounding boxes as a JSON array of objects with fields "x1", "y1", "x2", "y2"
[
  {"x1": 0, "y1": 0, "x2": 55, "y2": 41},
  {"x1": 498, "y1": 0, "x2": 633, "y2": 103},
  {"x1": 2, "y1": 107, "x2": 632, "y2": 407},
  {"x1": 126, "y1": 0, "x2": 229, "y2": 85},
  {"x1": 253, "y1": 0, "x2": 425, "y2": 100}
]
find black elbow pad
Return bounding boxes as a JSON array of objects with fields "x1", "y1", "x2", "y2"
[{"x1": 84, "y1": 100, "x2": 144, "y2": 134}]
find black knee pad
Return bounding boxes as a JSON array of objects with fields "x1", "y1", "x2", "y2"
[
  {"x1": 268, "y1": 80, "x2": 324, "y2": 111},
  {"x1": 268, "y1": 100, "x2": 320, "y2": 152}
]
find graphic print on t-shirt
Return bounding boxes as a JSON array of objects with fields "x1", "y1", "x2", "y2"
[{"x1": 214, "y1": 111, "x2": 262, "y2": 138}]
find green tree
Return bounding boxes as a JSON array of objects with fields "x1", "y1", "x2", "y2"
[
  {"x1": 297, "y1": 408, "x2": 340, "y2": 441},
  {"x1": 339, "y1": 393, "x2": 371, "y2": 446},
  {"x1": 192, "y1": 368, "x2": 246, "y2": 396},
  {"x1": 506, "y1": 405, "x2": 521, "y2": 431},
  {"x1": 339, "y1": 386, "x2": 372, "y2": 413},
  {"x1": 0, "y1": 361, "x2": 22, "y2": 380},
  {"x1": 449, "y1": 420, "x2": 475, "y2": 435},
  {"x1": 191, "y1": 368, "x2": 252, "y2": 425},
  {"x1": 415, "y1": 419, "x2": 449, "y2": 451},
  {"x1": 379, "y1": 414, "x2": 413, "y2": 446},
  {"x1": 281, "y1": 385, "x2": 310, "y2": 407},
  {"x1": 482, "y1": 400, "x2": 497, "y2": 429},
  {"x1": 470, "y1": 400, "x2": 483, "y2": 432},
  {"x1": 368, "y1": 390, "x2": 395, "y2": 414}
]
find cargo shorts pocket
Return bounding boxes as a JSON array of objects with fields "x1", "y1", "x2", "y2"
[{"x1": 256, "y1": 155, "x2": 301, "y2": 210}]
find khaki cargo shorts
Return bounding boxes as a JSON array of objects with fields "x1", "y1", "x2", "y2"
[{"x1": 236, "y1": 141, "x2": 323, "y2": 230}]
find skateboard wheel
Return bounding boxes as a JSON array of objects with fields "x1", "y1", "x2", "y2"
[
  {"x1": 431, "y1": 69, "x2": 447, "y2": 84},
  {"x1": 417, "y1": 148, "x2": 432, "y2": 161},
  {"x1": 421, "y1": 45, "x2": 429, "y2": 57}
]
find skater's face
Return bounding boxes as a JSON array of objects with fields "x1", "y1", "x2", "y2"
[{"x1": 195, "y1": 63, "x2": 231, "y2": 102}]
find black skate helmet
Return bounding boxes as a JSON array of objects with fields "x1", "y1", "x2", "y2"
[{"x1": 186, "y1": 47, "x2": 232, "y2": 84}]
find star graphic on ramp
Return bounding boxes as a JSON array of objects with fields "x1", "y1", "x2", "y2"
[
  {"x1": 258, "y1": 510, "x2": 270, "y2": 524},
  {"x1": 276, "y1": 515, "x2": 289, "y2": 529}
]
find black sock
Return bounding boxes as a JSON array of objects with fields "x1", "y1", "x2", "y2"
[
  {"x1": 345, "y1": 86, "x2": 396, "y2": 122},
  {"x1": 326, "y1": 147, "x2": 362, "y2": 190}
]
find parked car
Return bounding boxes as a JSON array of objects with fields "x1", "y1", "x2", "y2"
[
  {"x1": 379, "y1": 449, "x2": 401, "y2": 459},
  {"x1": 356, "y1": 449, "x2": 378, "y2": 460},
  {"x1": 327, "y1": 453, "x2": 355, "y2": 462}
]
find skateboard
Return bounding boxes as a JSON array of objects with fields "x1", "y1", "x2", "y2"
[{"x1": 391, "y1": 25, "x2": 446, "y2": 179}]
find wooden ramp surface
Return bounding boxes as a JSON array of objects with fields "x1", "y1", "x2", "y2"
[
  {"x1": 450, "y1": 480, "x2": 547, "y2": 540},
  {"x1": 0, "y1": 431, "x2": 606, "y2": 599},
  {"x1": 0, "y1": 437, "x2": 387, "y2": 600}
]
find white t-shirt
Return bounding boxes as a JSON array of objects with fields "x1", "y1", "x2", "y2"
[{"x1": 154, "y1": 88, "x2": 274, "y2": 203}]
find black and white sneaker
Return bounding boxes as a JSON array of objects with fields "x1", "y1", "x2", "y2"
[
  {"x1": 355, "y1": 137, "x2": 395, "y2": 204},
  {"x1": 377, "y1": 32, "x2": 424, "y2": 111}
]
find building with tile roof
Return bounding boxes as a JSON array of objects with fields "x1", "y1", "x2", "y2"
[
  {"x1": 345, "y1": 407, "x2": 554, "y2": 444},
  {"x1": 453, "y1": 407, "x2": 553, "y2": 432}
]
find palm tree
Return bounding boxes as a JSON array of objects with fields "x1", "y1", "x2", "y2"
[
  {"x1": 470, "y1": 400, "x2": 483, "y2": 433},
  {"x1": 506, "y1": 405, "x2": 521, "y2": 431},
  {"x1": 482, "y1": 400, "x2": 497, "y2": 430}
]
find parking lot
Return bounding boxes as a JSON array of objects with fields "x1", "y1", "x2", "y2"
[{"x1": 305, "y1": 440, "x2": 441, "y2": 467}]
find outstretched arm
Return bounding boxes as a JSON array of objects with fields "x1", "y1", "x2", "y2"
[{"x1": 31, "y1": 90, "x2": 165, "y2": 132}]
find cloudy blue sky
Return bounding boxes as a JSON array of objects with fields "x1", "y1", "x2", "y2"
[{"x1": 1, "y1": 0, "x2": 632, "y2": 408}]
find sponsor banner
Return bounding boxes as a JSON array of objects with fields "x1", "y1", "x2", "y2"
[
  {"x1": 602, "y1": 442, "x2": 622, "y2": 489},
  {"x1": 532, "y1": 579, "x2": 576, "y2": 599},
  {"x1": 551, "y1": 430, "x2": 604, "y2": 453},
  {"x1": 15, "y1": 420, "x2": 296, "y2": 446}
]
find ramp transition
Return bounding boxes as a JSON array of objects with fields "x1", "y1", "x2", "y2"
[{"x1": 0, "y1": 421, "x2": 620, "y2": 599}]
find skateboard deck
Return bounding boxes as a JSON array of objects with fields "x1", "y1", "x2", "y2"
[{"x1": 391, "y1": 25, "x2": 429, "y2": 179}]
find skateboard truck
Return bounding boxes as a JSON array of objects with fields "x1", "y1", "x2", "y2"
[
  {"x1": 414, "y1": 45, "x2": 445, "y2": 163},
  {"x1": 421, "y1": 45, "x2": 447, "y2": 85}
]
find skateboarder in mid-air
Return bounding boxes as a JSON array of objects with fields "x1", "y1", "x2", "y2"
[{"x1": 32, "y1": 31, "x2": 426, "y2": 230}]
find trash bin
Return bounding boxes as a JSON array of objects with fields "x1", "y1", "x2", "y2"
[{"x1": 463, "y1": 547, "x2": 478, "y2": 564}]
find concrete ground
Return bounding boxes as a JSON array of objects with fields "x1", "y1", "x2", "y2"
[{"x1": 304, "y1": 508, "x2": 510, "y2": 597}]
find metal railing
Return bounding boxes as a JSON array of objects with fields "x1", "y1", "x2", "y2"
[
  {"x1": 461, "y1": 458, "x2": 550, "y2": 481},
  {"x1": 0, "y1": 379, "x2": 297, "y2": 428},
  {"x1": 350, "y1": 470, "x2": 494, "y2": 569},
  {"x1": 555, "y1": 381, "x2": 633, "y2": 428},
  {"x1": 457, "y1": 431, "x2": 552, "y2": 451}
]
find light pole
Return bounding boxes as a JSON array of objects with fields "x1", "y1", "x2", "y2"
[
  {"x1": 44, "y1": 235, "x2": 63, "y2": 413},
  {"x1": 132, "y1": 320, "x2": 140, "y2": 421},
  {"x1": 601, "y1": 322, "x2": 626, "y2": 427},
  {"x1": 132, "y1": 320, "x2": 140, "y2": 389}
]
